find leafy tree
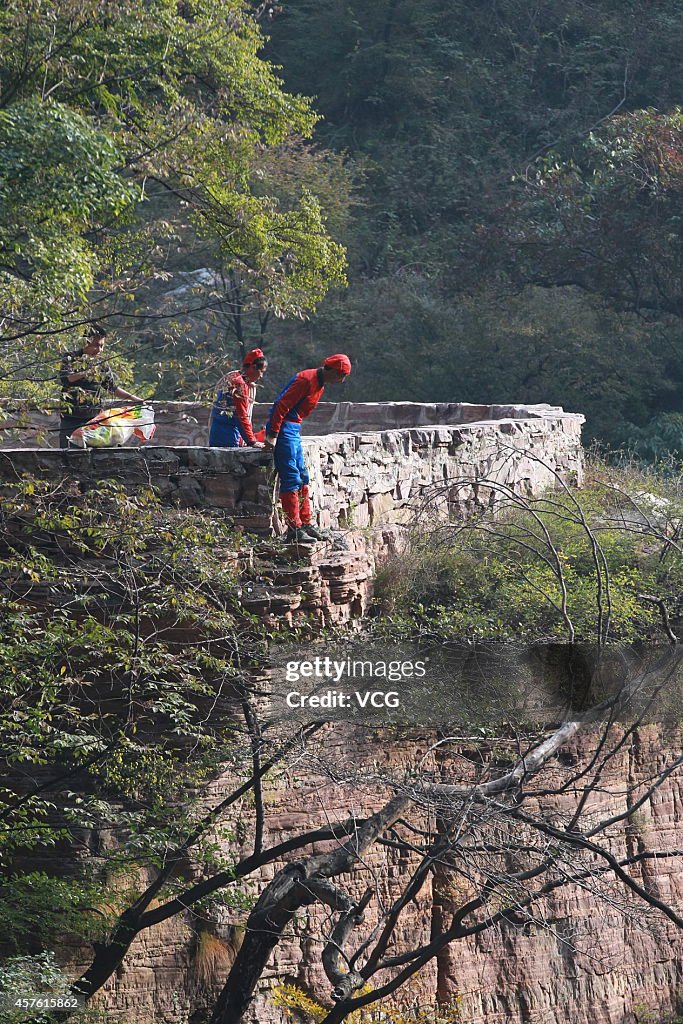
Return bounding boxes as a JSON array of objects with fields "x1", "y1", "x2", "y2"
[
  {"x1": 0, "y1": 101, "x2": 135, "y2": 318},
  {"x1": 269, "y1": 0, "x2": 683, "y2": 281},
  {"x1": 0, "y1": 0, "x2": 349, "y2": 398},
  {"x1": 485, "y1": 109, "x2": 683, "y2": 319}
]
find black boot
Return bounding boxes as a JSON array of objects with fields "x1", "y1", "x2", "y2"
[
  {"x1": 284, "y1": 526, "x2": 316, "y2": 544},
  {"x1": 301, "y1": 523, "x2": 331, "y2": 541}
]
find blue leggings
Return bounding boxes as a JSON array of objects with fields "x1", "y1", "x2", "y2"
[{"x1": 274, "y1": 421, "x2": 309, "y2": 493}]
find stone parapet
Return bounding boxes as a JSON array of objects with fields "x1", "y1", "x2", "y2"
[
  {"x1": 307, "y1": 414, "x2": 583, "y2": 529},
  {"x1": 0, "y1": 444, "x2": 275, "y2": 531},
  {"x1": 1, "y1": 398, "x2": 579, "y2": 447},
  {"x1": 0, "y1": 409, "x2": 584, "y2": 532},
  {"x1": 278, "y1": 399, "x2": 574, "y2": 435}
]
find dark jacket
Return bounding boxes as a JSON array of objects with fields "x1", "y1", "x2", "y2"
[{"x1": 59, "y1": 349, "x2": 118, "y2": 420}]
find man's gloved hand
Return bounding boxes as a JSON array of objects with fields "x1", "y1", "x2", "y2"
[
  {"x1": 264, "y1": 434, "x2": 277, "y2": 448},
  {"x1": 249, "y1": 441, "x2": 266, "y2": 448}
]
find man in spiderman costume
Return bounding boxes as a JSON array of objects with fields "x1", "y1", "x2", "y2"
[
  {"x1": 208, "y1": 348, "x2": 268, "y2": 447},
  {"x1": 265, "y1": 354, "x2": 352, "y2": 543}
]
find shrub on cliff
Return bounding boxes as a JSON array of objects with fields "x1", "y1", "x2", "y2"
[
  {"x1": 0, "y1": 478, "x2": 261, "y2": 957},
  {"x1": 375, "y1": 460, "x2": 683, "y2": 644}
]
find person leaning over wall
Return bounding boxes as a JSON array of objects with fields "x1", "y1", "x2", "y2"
[
  {"x1": 208, "y1": 348, "x2": 267, "y2": 448},
  {"x1": 264, "y1": 354, "x2": 351, "y2": 544},
  {"x1": 59, "y1": 324, "x2": 143, "y2": 449}
]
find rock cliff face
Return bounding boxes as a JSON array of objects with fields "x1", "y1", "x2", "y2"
[
  {"x1": 432, "y1": 725, "x2": 683, "y2": 1024},
  {"x1": 70, "y1": 722, "x2": 683, "y2": 1024}
]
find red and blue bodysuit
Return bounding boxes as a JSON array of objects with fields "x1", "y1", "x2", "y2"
[
  {"x1": 209, "y1": 370, "x2": 258, "y2": 447},
  {"x1": 265, "y1": 367, "x2": 326, "y2": 527}
]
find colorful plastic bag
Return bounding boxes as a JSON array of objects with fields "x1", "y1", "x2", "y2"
[{"x1": 69, "y1": 405, "x2": 156, "y2": 448}]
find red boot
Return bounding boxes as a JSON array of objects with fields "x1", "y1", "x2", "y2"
[
  {"x1": 281, "y1": 490, "x2": 314, "y2": 544},
  {"x1": 298, "y1": 485, "x2": 330, "y2": 541},
  {"x1": 281, "y1": 490, "x2": 302, "y2": 528},
  {"x1": 298, "y1": 484, "x2": 312, "y2": 526}
]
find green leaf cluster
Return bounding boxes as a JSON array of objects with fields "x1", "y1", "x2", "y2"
[
  {"x1": 375, "y1": 462, "x2": 683, "y2": 643},
  {"x1": 0, "y1": 0, "x2": 350, "y2": 396},
  {"x1": 0, "y1": 100, "x2": 135, "y2": 315},
  {"x1": 0, "y1": 478, "x2": 264, "y2": 955}
]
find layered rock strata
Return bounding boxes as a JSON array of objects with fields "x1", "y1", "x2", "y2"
[{"x1": 63, "y1": 722, "x2": 683, "y2": 1024}]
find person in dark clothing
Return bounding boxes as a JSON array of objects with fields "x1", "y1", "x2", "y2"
[{"x1": 59, "y1": 326, "x2": 142, "y2": 448}]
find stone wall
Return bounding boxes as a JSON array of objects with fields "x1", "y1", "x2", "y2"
[
  {"x1": 305, "y1": 412, "x2": 583, "y2": 529},
  {"x1": 0, "y1": 405, "x2": 584, "y2": 535},
  {"x1": 0, "y1": 404, "x2": 584, "y2": 631},
  {"x1": 0, "y1": 399, "x2": 576, "y2": 447}
]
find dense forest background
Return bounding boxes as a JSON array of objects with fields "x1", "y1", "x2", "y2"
[
  {"x1": 264, "y1": 0, "x2": 683, "y2": 452},
  {"x1": 1, "y1": 0, "x2": 682, "y2": 453}
]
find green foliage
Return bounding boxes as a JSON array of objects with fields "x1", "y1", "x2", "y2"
[
  {"x1": 0, "y1": 478, "x2": 263, "y2": 955},
  {"x1": 0, "y1": 874, "x2": 108, "y2": 952},
  {"x1": 195, "y1": 187, "x2": 347, "y2": 321},
  {"x1": 0, "y1": 0, "x2": 349, "y2": 398},
  {"x1": 500, "y1": 109, "x2": 683, "y2": 318},
  {"x1": 0, "y1": 101, "x2": 136, "y2": 315},
  {"x1": 0, "y1": 952, "x2": 71, "y2": 1024},
  {"x1": 0, "y1": 952, "x2": 105, "y2": 1022},
  {"x1": 375, "y1": 462, "x2": 683, "y2": 643},
  {"x1": 270, "y1": 0, "x2": 683, "y2": 274},
  {"x1": 628, "y1": 414, "x2": 683, "y2": 465},
  {"x1": 275, "y1": 279, "x2": 683, "y2": 449},
  {"x1": 632, "y1": 1005, "x2": 683, "y2": 1024},
  {"x1": 267, "y1": 1, "x2": 683, "y2": 453}
]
